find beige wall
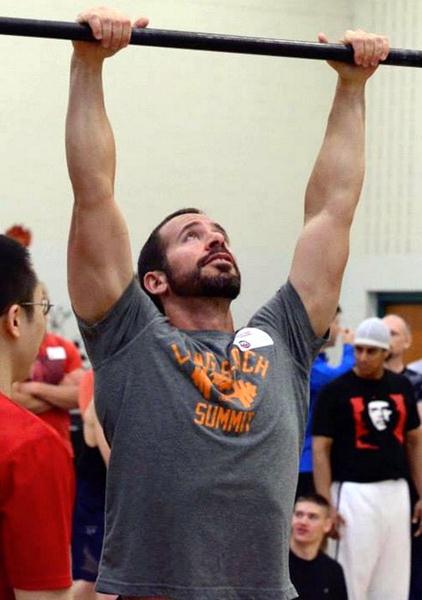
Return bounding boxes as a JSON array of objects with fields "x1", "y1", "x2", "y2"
[
  {"x1": 3, "y1": 0, "x2": 418, "y2": 341},
  {"x1": 338, "y1": 1, "x2": 422, "y2": 331}
]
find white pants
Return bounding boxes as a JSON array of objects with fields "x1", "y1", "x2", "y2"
[{"x1": 328, "y1": 479, "x2": 410, "y2": 600}]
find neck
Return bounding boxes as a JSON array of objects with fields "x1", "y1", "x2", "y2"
[
  {"x1": 163, "y1": 296, "x2": 235, "y2": 332},
  {"x1": 384, "y1": 355, "x2": 405, "y2": 373},
  {"x1": 0, "y1": 359, "x2": 13, "y2": 398},
  {"x1": 353, "y1": 366, "x2": 385, "y2": 380},
  {"x1": 290, "y1": 539, "x2": 320, "y2": 561}
]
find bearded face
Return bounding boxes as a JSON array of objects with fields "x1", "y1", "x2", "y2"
[{"x1": 163, "y1": 244, "x2": 241, "y2": 300}]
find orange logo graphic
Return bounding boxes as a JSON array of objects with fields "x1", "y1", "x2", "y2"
[{"x1": 171, "y1": 343, "x2": 269, "y2": 434}]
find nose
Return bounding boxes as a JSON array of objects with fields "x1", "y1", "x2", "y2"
[{"x1": 206, "y1": 229, "x2": 226, "y2": 249}]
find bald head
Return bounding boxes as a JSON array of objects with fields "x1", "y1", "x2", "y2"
[{"x1": 382, "y1": 314, "x2": 411, "y2": 360}]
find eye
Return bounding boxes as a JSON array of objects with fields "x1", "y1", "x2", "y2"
[{"x1": 184, "y1": 230, "x2": 200, "y2": 242}]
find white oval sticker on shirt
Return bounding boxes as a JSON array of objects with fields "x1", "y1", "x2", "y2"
[
  {"x1": 46, "y1": 346, "x2": 67, "y2": 360},
  {"x1": 233, "y1": 327, "x2": 274, "y2": 351}
]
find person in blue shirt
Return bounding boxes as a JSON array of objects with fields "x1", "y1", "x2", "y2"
[{"x1": 297, "y1": 308, "x2": 354, "y2": 497}]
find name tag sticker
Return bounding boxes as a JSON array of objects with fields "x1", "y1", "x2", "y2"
[
  {"x1": 46, "y1": 346, "x2": 67, "y2": 360},
  {"x1": 233, "y1": 327, "x2": 274, "y2": 351}
]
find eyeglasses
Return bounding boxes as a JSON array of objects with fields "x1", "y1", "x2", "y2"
[{"x1": 20, "y1": 299, "x2": 54, "y2": 316}]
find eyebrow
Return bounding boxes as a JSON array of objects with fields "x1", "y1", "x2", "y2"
[{"x1": 177, "y1": 220, "x2": 230, "y2": 243}]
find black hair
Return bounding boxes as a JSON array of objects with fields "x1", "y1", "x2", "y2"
[
  {"x1": 295, "y1": 493, "x2": 331, "y2": 511},
  {"x1": 0, "y1": 234, "x2": 37, "y2": 318},
  {"x1": 137, "y1": 208, "x2": 203, "y2": 313}
]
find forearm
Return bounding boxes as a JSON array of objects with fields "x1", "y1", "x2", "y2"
[
  {"x1": 31, "y1": 382, "x2": 79, "y2": 411},
  {"x1": 313, "y1": 449, "x2": 333, "y2": 501},
  {"x1": 11, "y1": 390, "x2": 52, "y2": 414},
  {"x1": 305, "y1": 79, "x2": 366, "y2": 225},
  {"x1": 95, "y1": 418, "x2": 111, "y2": 465},
  {"x1": 66, "y1": 54, "x2": 115, "y2": 205},
  {"x1": 15, "y1": 589, "x2": 71, "y2": 600}
]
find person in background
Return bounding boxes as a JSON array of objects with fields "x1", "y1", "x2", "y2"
[
  {"x1": 12, "y1": 283, "x2": 84, "y2": 454},
  {"x1": 72, "y1": 369, "x2": 115, "y2": 600},
  {"x1": 313, "y1": 317, "x2": 422, "y2": 600},
  {"x1": 297, "y1": 307, "x2": 354, "y2": 497},
  {"x1": 383, "y1": 314, "x2": 422, "y2": 418},
  {"x1": 0, "y1": 234, "x2": 73, "y2": 600},
  {"x1": 289, "y1": 493, "x2": 348, "y2": 599},
  {"x1": 382, "y1": 313, "x2": 422, "y2": 600}
]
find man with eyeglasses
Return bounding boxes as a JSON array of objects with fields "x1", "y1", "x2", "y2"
[
  {"x1": 0, "y1": 234, "x2": 73, "y2": 599},
  {"x1": 12, "y1": 284, "x2": 83, "y2": 454}
]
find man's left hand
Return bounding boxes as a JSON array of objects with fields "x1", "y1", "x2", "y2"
[{"x1": 319, "y1": 30, "x2": 390, "y2": 85}]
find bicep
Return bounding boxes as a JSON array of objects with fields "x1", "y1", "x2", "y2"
[
  {"x1": 289, "y1": 211, "x2": 350, "y2": 337},
  {"x1": 68, "y1": 200, "x2": 134, "y2": 323}
]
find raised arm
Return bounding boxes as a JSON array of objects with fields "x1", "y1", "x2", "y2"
[
  {"x1": 66, "y1": 8, "x2": 149, "y2": 323},
  {"x1": 15, "y1": 590, "x2": 71, "y2": 600},
  {"x1": 289, "y1": 31, "x2": 389, "y2": 336}
]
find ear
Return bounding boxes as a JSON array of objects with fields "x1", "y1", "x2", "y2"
[
  {"x1": 323, "y1": 516, "x2": 332, "y2": 534},
  {"x1": 3, "y1": 304, "x2": 22, "y2": 340},
  {"x1": 143, "y1": 271, "x2": 168, "y2": 298}
]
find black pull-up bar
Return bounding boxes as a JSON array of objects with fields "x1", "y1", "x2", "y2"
[{"x1": 0, "y1": 16, "x2": 421, "y2": 68}]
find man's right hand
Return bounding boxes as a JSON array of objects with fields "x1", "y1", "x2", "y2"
[
  {"x1": 329, "y1": 506, "x2": 346, "y2": 539},
  {"x1": 74, "y1": 7, "x2": 149, "y2": 62}
]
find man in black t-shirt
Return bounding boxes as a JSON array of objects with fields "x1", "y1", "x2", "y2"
[
  {"x1": 312, "y1": 317, "x2": 422, "y2": 600},
  {"x1": 289, "y1": 494, "x2": 348, "y2": 600}
]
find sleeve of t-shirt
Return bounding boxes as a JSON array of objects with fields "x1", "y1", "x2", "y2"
[
  {"x1": 78, "y1": 369, "x2": 94, "y2": 414},
  {"x1": 3, "y1": 434, "x2": 73, "y2": 590},
  {"x1": 61, "y1": 337, "x2": 82, "y2": 373},
  {"x1": 404, "y1": 379, "x2": 421, "y2": 431},
  {"x1": 414, "y1": 375, "x2": 422, "y2": 403},
  {"x1": 311, "y1": 345, "x2": 355, "y2": 392},
  {"x1": 77, "y1": 278, "x2": 163, "y2": 368},
  {"x1": 248, "y1": 280, "x2": 326, "y2": 373},
  {"x1": 312, "y1": 383, "x2": 337, "y2": 438}
]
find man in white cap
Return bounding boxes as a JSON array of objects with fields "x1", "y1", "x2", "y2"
[{"x1": 312, "y1": 317, "x2": 422, "y2": 600}]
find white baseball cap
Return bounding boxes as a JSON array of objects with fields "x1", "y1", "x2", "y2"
[{"x1": 354, "y1": 317, "x2": 391, "y2": 350}]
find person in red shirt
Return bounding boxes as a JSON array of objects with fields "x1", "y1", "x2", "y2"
[
  {"x1": 0, "y1": 235, "x2": 74, "y2": 600},
  {"x1": 12, "y1": 284, "x2": 83, "y2": 453}
]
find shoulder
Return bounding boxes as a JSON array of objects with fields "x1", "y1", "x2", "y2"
[
  {"x1": 404, "y1": 367, "x2": 422, "y2": 386},
  {"x1": 385, "y1": 369, "x2": 415, "y2": 391},
  {"x1": 317, "y1": 551, "x2": 341, "y2": 566},
  {"x1": 316, "y1": 551, "x2": 345, "y2": 574},
  {"x1": 0, "y1": 394, "x2": 69, "y2": 459},
  {"x1": 320, "y1": 369, "x2": 354, "y2": 393}
]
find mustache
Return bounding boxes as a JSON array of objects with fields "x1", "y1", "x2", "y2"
[{"x1": 197, "y1": 247, "x2": 236, "y2": 268}]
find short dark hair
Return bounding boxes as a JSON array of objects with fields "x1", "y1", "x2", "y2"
[
  {"x1": 0, "y1": 234, "x2": 37, "y2": 318},
  {"x1": 295, "y1": 493, "x2": 331, "y2": 511},
  {"x1": 137, "y1": 208, "x2": 203, "y2": 313}
]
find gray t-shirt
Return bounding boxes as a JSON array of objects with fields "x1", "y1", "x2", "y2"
[{"x1": 78, "y1": 279, "x2": 324, "y2": 600}]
